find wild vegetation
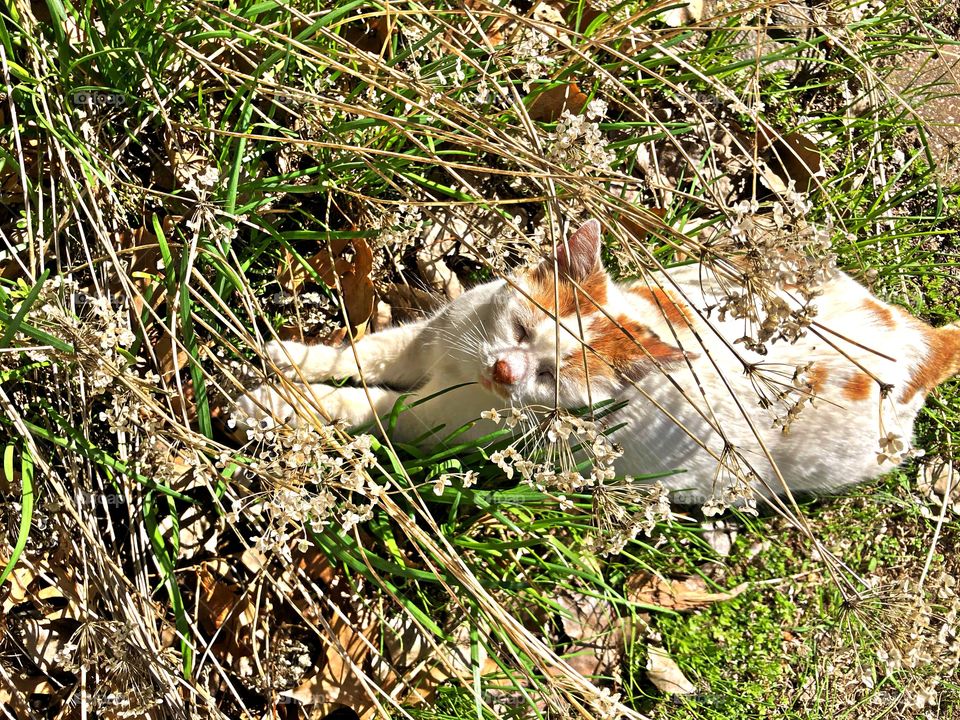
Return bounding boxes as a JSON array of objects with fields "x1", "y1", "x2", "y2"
[{"x1": 0, "y1": 0, "x2": 959, "y2": 718}]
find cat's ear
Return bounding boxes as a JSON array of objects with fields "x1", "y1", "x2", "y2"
[{"x1": 556, "y1": 219, "x2": 602, "y2": 282}]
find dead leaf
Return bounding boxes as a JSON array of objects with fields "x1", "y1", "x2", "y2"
[
  {"x1": 464, "y1": 0, "x2": 509, "y2": 45},
  {"x1": 373, "y1": 299, "x2": 392, "y2": 331},
  {"x1": 341, "y1": 16, "x2": 391, "y2": 57},
  {"x1": 11, "y1": 618, "x2": 73, "y2": 675},
  {"x1": 382, "y1": 613, "x2": 481, "y2": 688},
  {"x1": 626, "y1": 572, "x2": 747, "y2": 612},
  {"x1": 154, "y1": 331, "x2": 190, "y2": 384},
  {"x1": 532, "y1": 2, "x2": 570, "y2": 41},
  {"x1": 197, "y1": 559, "x2": 255, "y2": 633},
  {"x1": 415, "y1": 254, "x2": 462, "y2": 300},
  {"x1": 528, "y1": 82, "x2": 588, "y2": 122},
  {"x1": 918, "y1": 458, "x2": 960, "y2": 514},
  {"x1": 281, "y1": 602, "x2": 380, "y2": 718},
  {"x1": 555, "y1": 592, "x2": 625, "y2": 678},
  {"x1": 111, "y1": 215, "x2": 181, "y2": 315},
  {"x1": 1, "y1": 563, "x2": 34, "y2": 613},
  {"x1": 701, "y1": 519, "x2": 739, "y2": 557},
  {"x1": 277, "y1": 237, "x2": 376, "y2": 338},
  {"x1": 165, "y1": 127, "x2": 218, "y2": 196},
  {"x1": 380, "y1": 283, "x2": 444, "y2": 322},
  {"x1": 756, "y1": 121, "x2": 824, "y2": 193},
  {"x1": 646, "y1": 645, "x2": 696, "y2": 694},
  {"x1": 618, "y1": 207, "x2": 668, "y2": 246},
  {"x1": 113, "y1": 225, "x2": 164, "y2": 292},
  {"x1": 660, "y1": 0, "x2": 705, "y2": 27},
  {"x1": 545, "y1": 0, "x2": 605, "y2": 31},
  {"x1": 0, "y1": 673, "x2": 56, "y2": 711},
  {"x1": 159, "y1": 505, "x2": 220, "y2": 559},
  {"x1": 0, "y1": 139, "x2": 39, "y2": 205},
  {"x1": 292, "y1": 545, "x2": 337, "y2": 586},
  {"x1": 194, "y1": 559, "x2": 263, "y2": 679}
]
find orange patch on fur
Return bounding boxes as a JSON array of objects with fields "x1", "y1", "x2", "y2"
[
  {"x1": 628, "y1": 284, "x2": 692, "y2": 328},
  {"x1": 522, "y1": 265, "x2": 608, "y2": 319},
  {"x1": 841, "y1": 372, "x2": 873, "y2": 401},
  {"x1": 560, "y1": 314, "x2": 685, "y2": 384},
  {"x1": 806, "y1": 363, "x2": 829, "y2": 394},
  {"x1": 862, "y1": 298, "x2": 896, "y2": 329},
  {"x1": 900, "y1": 325, "x2": 960, "y2": 402}
]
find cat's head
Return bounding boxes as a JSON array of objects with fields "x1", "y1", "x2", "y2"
[{"x1": 472, "y1": 219, "x2": 687, "y2": 408}]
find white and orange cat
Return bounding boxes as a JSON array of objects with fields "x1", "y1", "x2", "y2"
[{"x1": 237, "y1": 220, "x2": 960, "y2": 503}]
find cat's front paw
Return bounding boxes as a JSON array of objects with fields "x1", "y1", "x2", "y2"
[
  {"x1": 264, "y1": 340, "x2": 308, "y2": 375},
  {"x1": 262, "y1": 339, "x2": 343, "y2": 382}
]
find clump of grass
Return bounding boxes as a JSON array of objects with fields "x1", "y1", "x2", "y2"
[{"x1": 0, "y1": 0, "x2": 958, "y2": 718}]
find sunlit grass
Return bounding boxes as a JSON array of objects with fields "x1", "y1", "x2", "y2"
[{"x1": 0, "y1": 0, "x2": 958, "y2": 717}]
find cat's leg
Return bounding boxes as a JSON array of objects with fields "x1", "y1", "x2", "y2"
[
  {"x1": 236, "y1": 382, "x2": 403, "y2": 432},
  {"x1": 263, "y1": 322, "x2": 427, "y2": 386}
]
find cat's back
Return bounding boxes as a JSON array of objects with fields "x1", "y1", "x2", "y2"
[
  {"x1": 615, "y1": 263, "x2": 959, "y2": 497},
  {"x1": 628, "y1": 263, "x2": 937, "y2": 407}
]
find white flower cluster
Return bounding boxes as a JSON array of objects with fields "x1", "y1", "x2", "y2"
[
  {"x1": 57, "y1": 620, "x2": 165, "y2": 717},
  {"x1": 585, "y1": 479, "x2": 672, "y2": 556},
  {"x1": 701, "y1": 445, "x2": 760, "y2": 517},
  {"x1": 715, "y1": 205, "x2": 838, "y2": 347},
  {"x1": 25, "y1": 278, "x2": 140, "y2": 397},
  {"x1": 432, "y1": 469, "x2": 478, "y2": 496},
  {"x1": 811, "y1": 574, "x2": 960, "y2": 714},
  {"x1": 744, "y1": 361, "x2": 821, "y2": 434},
  {"x1": 372, "y1": 203, "x2": 425, "y2": 273},
  {"x1": 509, "y1": 27, "x2": 553, "y2": 91},
  {"x1": 481, "y1": 406, "x2": 672, "y2": 553},
  {"x1": 876, "y1": 431, "x2": 920, "y2": 467},
  {"x1": 484, "y1": 407, "x2": 623, "y2": 495},
  {"x1": 546, "y1": 100, "x2": 614, "y2": 171},
  {"x1": 234, "y1": 418, "x2": 385, "y2": 545}
]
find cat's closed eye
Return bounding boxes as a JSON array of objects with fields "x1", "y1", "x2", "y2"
[{"x1": 537, "y1": 368, "x2": 555, "y2": 383}]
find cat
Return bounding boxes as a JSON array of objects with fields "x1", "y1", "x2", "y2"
[{"x1": 236, "y1": 219, "x2": 960, "y2": 505}]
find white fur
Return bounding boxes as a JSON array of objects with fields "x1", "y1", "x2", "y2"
[{"x1": 238, "y1": 250, "x2": 942, "y2": 503}]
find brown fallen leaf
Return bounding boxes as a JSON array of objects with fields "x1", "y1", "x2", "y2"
[
  {"x1": 528, "y1": 82, "x2": 588, "y2": 122},
  {"x1": 544, "y1": 0, "x2": 605, "y2": 31},
  {"x1": 416, "y1": 253, "x2": 462, "y2": 301},
  {"x1": 341, "y1": 15, "x2": 392, "y2": 57},
  {"x1": 159, "y1": 505, "x2": 220, "y2": 559},
  {"x1": 379, "y1": 283, "x2": 444, "y2": 323},
  {"x1": 555, "y1": 591, "x2": 626, "y2": 678},
  {"x1": 918, "y1": 458, "x2": 959, "y2": 514},
  {"x1": 617, "y1": 207, "x2": 668, "y2": 246},
  {"x1": 755, "y1": 121, "x2": 824, "y2": 193},
  {"x1": 660, "y1": 0, "x2": 706, "y2": 27},
  {"x1": 281, "y1": 601, "x2": 381, "y2": 718},
  {"x1": 112, "y1": 224, "x2": 166, "y2": 295},
  {"x1": 0, "y1": 137, "x2": 39, "y2": 205},
  {"x1": 646, "y1": 645, "x2": 696, "y2": 694},
  {"x1": 195, "y1": 559, "x2": 262, "y2": 677},
  {"x1": 11, "y1": 618, "x2": 73, "y2": 675},
  {"x1": 277, "y1": 236, "x2": 376, "y2": 339},
  {"x1": 463, "y1": 0, "x2": 509, "y2": 45},
  {"x1": 0, "y1": 673, "x2": 56, "y2": 713},
  {"x1": 1, "y1": 563, "x2": 34, "y2": 613},
  {"x1": 165, "y1": 127, "x2": 219, "y2": 196},
  {"x1": 626, "y1": 572, "x2": 747, "y2": 612}
]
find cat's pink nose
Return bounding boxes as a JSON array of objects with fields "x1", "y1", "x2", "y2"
[{"x1": 492, "y1": 359, "x2": 515, "y2": 384}]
